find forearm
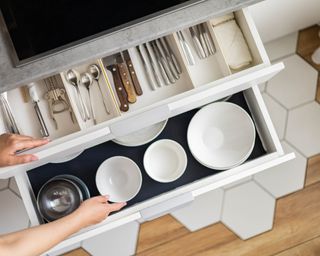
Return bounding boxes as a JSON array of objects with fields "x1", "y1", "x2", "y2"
[{"x1": 0, "y1": 212, "x2": 84, "y2": 256}]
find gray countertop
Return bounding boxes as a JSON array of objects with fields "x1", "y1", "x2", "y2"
[{"x1": 0, "y1": 0, "x2": 261, "y2": 92}]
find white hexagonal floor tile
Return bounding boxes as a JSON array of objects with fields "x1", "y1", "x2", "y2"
[
  {"x1": 223, "y1": 176, "x2": 252, "y2": 190},
  {"x1": 221, "y1": 181, "x2": 275, "y2": 240},
  {"x1": 286, "y1": 102, "x2": 320, "y2": 157},
  {"x1": 264, "y1": 32, "x2": 298, "y2": 61},
  {"x1": 0, "y1": 190, "x2": 29, "y2": 235},
  {"x1": 9, "y1": 177, "x2": 20, "y2": 197},
  {"x1": 262, "y1": 93, "x2": 287, "y2": 140},
  {"x1": 171, "y1": 189, "x2": 223, "y2": 231},
  {"x1": 0, "y1": 179, "x2": 9, "y2": 190},
  {"x1": 267, "y1": 55, "x2": 318, "y2": 109},
  {"x1": 82, "y1": 221, "x2": 139, "y2": 256},
  {"x1": 259, "y1": 82, "x2": 267, "y2": 92},
  {"x1": 254, "y1": 142, "x2": 307, "y2": 198}
]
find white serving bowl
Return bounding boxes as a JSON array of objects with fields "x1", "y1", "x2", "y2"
[
  {"x1": 95, "y1": 156, "x2": 142, "y2": 202},
  {"x1": 144, "y1": 139, "x2": 187, "y2": 183},
  {"x1": 187, "y1": 102, "x2": 256, "y2": 170}
]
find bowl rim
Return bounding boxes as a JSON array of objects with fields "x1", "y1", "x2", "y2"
[
  {"x1": 95, "y1": 156, "x2": 143, "y2": 202},
  {"x1": 187, "y1": 102, "x2": 256, "y2": 169},
  {"x1": 143, "y1": 139, "x2": 188, "y2": 183},
  {"x1": 113, "y1": 119, "x2": 168, "y2": 147}
]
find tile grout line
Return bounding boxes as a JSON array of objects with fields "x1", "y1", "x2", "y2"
[
  {"x1": 8, "y1": 178, "x2": 22, "y2": 199},
  {"x1": 270, "y1": 52, "x2": 297, "y2": 64},
  {"x1": 270, "y1": 234, "x2": 320, "y2": 256},
  {"x1": 264, "y1": 91, "x2": 290, "y2": 111},
  {"x1": 218, "y1": 189, "x2": 226, "y2": 221},
  {"x1": 287, "y1": 99, "x2": 315, "y2": 112},
  {"x1": 284, "y1": 139, "x2": 308, "y2": 159},
  {"x1": 253, "y1": 179, "x2": 277, "y2": 200},
  {"x1": 283, "y1": 108, "x2": 289, "y2": 141},
  {"x1": 8, "y1": 187, "x2": 22, "y2": 199}
]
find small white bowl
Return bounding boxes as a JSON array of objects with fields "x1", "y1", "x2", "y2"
[
  {"x1": 187, "y1": 102, "x2": 255, "y2": 170},
  {"x1": 144, "y1": 139, "x2": 187, "y2": 183},
  {"x1": 95, "y1": 156, "x2": 142, "y2": 202}
]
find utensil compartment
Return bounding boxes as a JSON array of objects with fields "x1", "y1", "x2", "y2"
[
  {"x1": 0, "y1": 77, "x2": 81, "y2": 140},
  {"x1": 59, "y1": 60, "x2": 120, "y2": 129},
  {"x1": 27, "y1": 89, "x2": 278, "y2": 224},
  {"x1": 101, "y1": 35, "x2": 195, "y2": 116},
  {"x1": 174, "y1": 8, "x2": 269, "y2": 87}
]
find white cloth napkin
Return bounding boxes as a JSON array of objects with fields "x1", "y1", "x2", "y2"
[{"x1": 213, "y1": 20, "x2": 253, "y2": 71}]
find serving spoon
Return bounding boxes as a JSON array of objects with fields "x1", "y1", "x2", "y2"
[
  {"x1": 65, "y1": 69, "x2": 90, "y2": 121},
  {"x1": 88, "y1": 64, "x2": 110, "y2": 114},
  {"x1": 81, "y1": 73, "x2": 96, "y2": 124}
]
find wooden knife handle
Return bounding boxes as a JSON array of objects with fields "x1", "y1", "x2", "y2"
[
  {"x1": 126, "y1": 60, "x2": 143, "y2": 96},
  {"x1": 106, "y1": 64, "x2": 129, "y2": 112},
  {"x1": 117, "y1": 63, "x2": 137, "y2": 103}
]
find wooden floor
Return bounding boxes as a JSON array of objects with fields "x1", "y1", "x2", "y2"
[{"x1": 66, "y1": 25, "x2": 320, "y2": 256}]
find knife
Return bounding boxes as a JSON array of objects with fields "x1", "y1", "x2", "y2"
[
  {"x1": 160, "y1": 37, "x2": 182, "y2": 75},
  {"x1": 121, "y1": 51, "x2": 143, "y2": 96},
  {"x1": 189, "y1": 26, "x2": 206, "y2": 59},
  {"x1": 198, "y1": 24, "x2": 210, "y2": 57},
  {"x1": 151, "y1": 41, "x2": 171, "y2": 85},
  {"x1": 177, "y1": 31, "x2": 195, "y2": 65},
  {"x1": 146, "y1": 42, "x2": 165, "y2": 87},
  {"x1": 138, "y1": 44, "x2": 158, "y2": 90},
  {"x1": 202, "y1": 23, "x2": 216, "y2": 55},
  {"x1": 102, "y1": 56, "x2": 129, "y2": 112},
  {"x1": 116, "y1": 54, "x2": 137, "y2": 103},
  {"x1": 155, "y1": 39, "x2": 176, "y2": 83}
]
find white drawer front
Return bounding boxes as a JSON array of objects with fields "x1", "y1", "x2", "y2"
[{"x1": 16, "y1": 84, "x2": 294, "y2": 255}]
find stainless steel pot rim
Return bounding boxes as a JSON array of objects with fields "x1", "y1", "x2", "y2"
[
  {"x1": 37, "y1": 177, "x2": 83, "y2": 222},
  {"x1": 54, "y1": 174, "x2": 90, "y2": 199}
]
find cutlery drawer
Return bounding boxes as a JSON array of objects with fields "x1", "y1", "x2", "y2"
[{"x1": 15, "y1": 85, "x2": 294, "y2": 253}]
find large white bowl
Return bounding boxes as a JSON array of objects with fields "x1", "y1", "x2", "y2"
[
  {"x1": 144, "y1": 139, "x2": 187, "y2": 183},
  {"x1": 95, "y1": 156, "x2": 142, "y2": 202},
  {"x1": 187, "y1": 102, "x2": 256, "y2": 170}
]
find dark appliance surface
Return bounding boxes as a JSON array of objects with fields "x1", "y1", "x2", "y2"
[{"x1": 0, "y1": 0, "x2": 205, "y2": 64}]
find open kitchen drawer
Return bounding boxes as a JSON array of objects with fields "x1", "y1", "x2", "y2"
[
  {"x1": 13, "y1": 85, "x2": 294, "y2": 254},
  {"x1": 0, "y1": 7, "x2": 295, "y2": 253},
  {"x1": 0, "y1": 8, "x2": 285, "y2": 180}
]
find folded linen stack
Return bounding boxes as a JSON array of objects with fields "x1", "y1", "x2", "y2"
[{"x1": 211, "y1": 14, "x2": 253, "y2": 72}]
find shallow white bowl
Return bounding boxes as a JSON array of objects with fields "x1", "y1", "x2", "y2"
[
  {"x1": 144, "y1": 139, "x2": 187, "y2": 183},
  {"x1": 113, "y1": 120, "x2": 168, "y2": 147},
  {"x1": 187, "y1": 102, "x2": 256, "y2": 170},
  {"x1": 95, "y1": 156, "x2": 142, "y2": 202}
]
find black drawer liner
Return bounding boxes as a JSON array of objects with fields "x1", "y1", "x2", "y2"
[{"x1": 28, "y1": 92, "x2": 266, "y2": 210}]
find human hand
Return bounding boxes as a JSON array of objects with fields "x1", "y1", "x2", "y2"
[
  {"x1": 0, "y1": 133, "x2": 49, "y2": 167},
  {"x1": 72, "y1": 196, "x2": 126, "y2": 228}
]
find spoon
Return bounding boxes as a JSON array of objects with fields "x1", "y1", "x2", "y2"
[
  {"x1": 65, "y1": 69, "x2": 90, "y2": 121},
  {"x1": 81, "y1": 73, "x2": 96, "y2": 125},
  {"x1": 88, "y1": 64, "x2": 110, "y2": 114}
]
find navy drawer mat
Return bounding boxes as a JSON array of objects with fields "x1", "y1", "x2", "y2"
[{"x1": 28, "y1": 92, "x2": 266, "y2": 210}]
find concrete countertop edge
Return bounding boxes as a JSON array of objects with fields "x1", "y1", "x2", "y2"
[{"x1": 0, "y1": 0, "x2": 261, "y2": 92}]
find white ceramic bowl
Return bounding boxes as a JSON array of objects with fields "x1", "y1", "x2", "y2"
[
  {"x1": 144, "y1": 139, "x2": 187, "y2": 183},
  {"x1": 113, "y1": 120, "x2": 168, "y2": 147},
  {"x1": 95, "y1": 156, "x2": 142, "y2": 202},
  {"x1": 187, "y1": 102, "x2": 256, "y2": 170}
]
